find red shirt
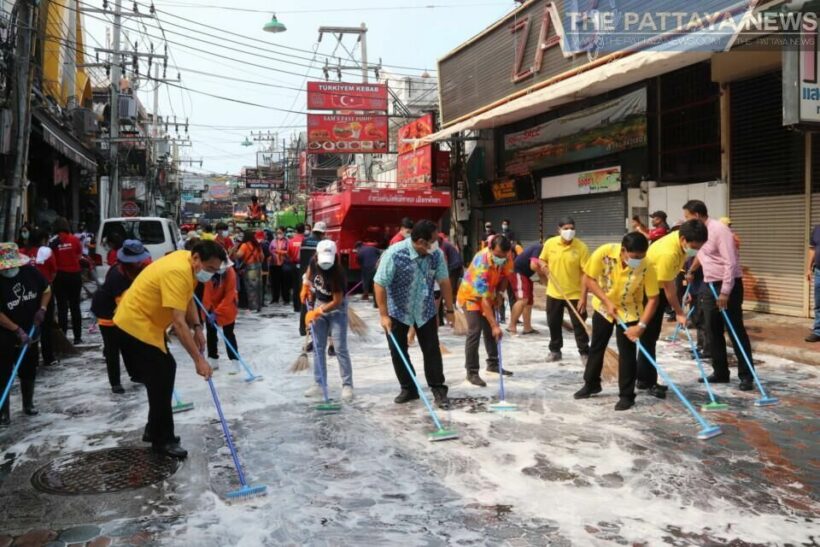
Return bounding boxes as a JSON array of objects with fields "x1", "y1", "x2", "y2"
[
  {"x1": 389, "y1": 231, "x2": 406, "y2": 246},
  {"x1": 215, "y1": 235, "x2": 234, "y2": 252},
  {"x1": 288, "y1": 234, "x2": 304, "y2": 264},
  {"x1": 107, "y1": 248, "x2": 119, "y2": 266},
  {"x1": 54, "y1": 233, "x2": 82, "y2": 273},
  {"x1": 648, "y1": 226, "x2": 669, "y2": 242},
  {"x1": 33, "y1": 246, "x2": 57, "y2": 282}
]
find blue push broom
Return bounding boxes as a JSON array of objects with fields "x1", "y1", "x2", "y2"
[
  {"x1": 682, "y1": 327, "x2": 729, "y2": 412},
  {"x1": 0, "y1": 326, "x2": 37, "y2": 410},
  {"x1": 193, "y1": 295, "x2": 263, "y2": 383},
  {"x1": 387, "y1": 331, "x2": 458, "y2": 441},
  {"x1": 617, "y1": 320, "x2": 722, "y2": 440},
  {"x1": 207, "y1": 377, "x2": 267, "y2": 500},
  {"x1": 707, "y1": 283, "x2": 778, "y2": 407},
  {"x1": 307, "y1": 308, "x2": 342, "y2": 413},
  {"x1": 489, "y1": 311, "x2": 517, "y2": 412},
  {"x1": 172, "y1": 388, "x2": 194, "y2": 413}
]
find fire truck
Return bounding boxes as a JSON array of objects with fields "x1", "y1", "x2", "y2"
[{"x1": 308, "y1": 182, "x2": 451, "y2": 271}]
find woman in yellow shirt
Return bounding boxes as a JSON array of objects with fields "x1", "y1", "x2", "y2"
[{"x1": 574, "y1": 232, "x2": 659, "y2": 411}]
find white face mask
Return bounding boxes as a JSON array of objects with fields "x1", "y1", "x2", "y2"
[
  {"x1": 685, "y1": 246, "x2": 698, "y2": 257},
  {"x1": 560, "y1": 229, "x2": 575, "y2": 242},
  {"x1": 626, "y1": 257, "x2": 643, "y2": 269},
  {"x1": 220, "y1": 230, "x2": 230, "y2": 238},
  {"x1": 430, "y1": 241, "x2": 440, "y2": 252},
  {"x1": 196, "y1": 269, "x2": 215, "y2": 282},
  {"x1": 0, "y1": 267, "x2": 19, "y2": 278},
  {"x1": 318, "y1": 261, "x2": 333, "y2": 270}
]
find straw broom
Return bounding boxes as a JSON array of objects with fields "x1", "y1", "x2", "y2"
[
  {"x1": 51, "y1": 320, "x2": 79, "y2": 357},
  {"x1": 347, "y1": 306, "x2": 368, "y2": 337},
  {"x1": 549, "y1": 276, "x2": 618, "y2": 382},
  {"x1": 288, "y1": 334, "x2": 311, "y2": 373},
  {"x1": 453, "y1": 307, "x2": 468, "y2": 335}
]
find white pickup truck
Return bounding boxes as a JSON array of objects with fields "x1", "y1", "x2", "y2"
[{"x1": 94, "y1": 217, "x2": 181, "y2": 283}]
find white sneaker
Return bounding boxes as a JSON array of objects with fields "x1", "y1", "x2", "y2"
[
  {"x1": 208, "y1": 357, "x2": 221, "y2": 371},
  {"x1": 341, "y1": 386, "x2": 354, "y2": 401},
  {"x1": 304, "y1": 384, "x2": 322, "y2": 397},
  {"x1": 227, "y1": 360, "x2": 240, "y2": 375}
]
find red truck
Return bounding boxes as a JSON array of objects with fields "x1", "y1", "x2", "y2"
[{"x1": 308, "y1": 183, "x2": 452, "y2": 271}]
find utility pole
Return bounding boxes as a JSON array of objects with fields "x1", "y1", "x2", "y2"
[
  {"x1": 4, "y1": 0, "x2": 36, "y2": 240},
  {"x1": 109, "y1": 0, "x2": 122, "y2": 218},
  {"x1": 359, "y1": 22, "x2": 368, "y2": 83},
  {"x1": 63, "y1": 0, "x2": 77, "y2": 110}
]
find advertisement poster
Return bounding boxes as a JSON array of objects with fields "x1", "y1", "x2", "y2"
[
  {"x1": 307, "y1": 114, "x2": 388, "y2": 154},
  {"x1": 307, "y1": 82, "x2": 388, "y2": 111},
  {"x1": 541, "y1": 166, "x2": 621, "y2": 200},
  {"x1": 504, "y1": 89, "x2": 646, "y2": 175},
  {"x1": 397, "y1": 146, "x2": 433, "y2": 188},
  {"x1": 435, "y1": 150, "x2": 451, "y2": 185},
  {"x1": 491, "y1": 180, "x2": 517, "y2": 201},
  {"x1": 397, "y1": 113, "x2": 435, "y2": 155},
  {"x1": 208, "y1": 184, "x2": 231, "y2": 200}
]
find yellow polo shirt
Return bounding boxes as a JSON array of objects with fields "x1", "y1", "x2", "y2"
[
  {"x1": 114, "y1": 250, "x2": 196, "y2": 352},
  {"x1": 539, "y1": 236, "x2": 590, "y2": 300},
  {"x1": 646, "y1": 231, "x2": 685, "y2": 283},
  {"x1": 584, "y1": 243, "x2": 659, "y2": 323}
]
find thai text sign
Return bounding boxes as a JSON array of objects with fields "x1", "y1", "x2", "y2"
[
  {"x1": 307, "y1": 114, "x2": 388, "y2": 154},
  {"x1": 307, "y1": 82, "x2": 388, "y2": 111},
  {"x1": 541, "y1": 166, "x2": 621, "y2": 199}
]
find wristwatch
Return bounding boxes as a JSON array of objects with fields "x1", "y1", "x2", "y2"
[{"x1": 638, "y1": 322, "x2": 647, "y2": 330}]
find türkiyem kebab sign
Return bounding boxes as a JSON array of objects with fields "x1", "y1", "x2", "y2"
[{"x1": 307, "y1": 82, "x2": 388, "y2": 111}]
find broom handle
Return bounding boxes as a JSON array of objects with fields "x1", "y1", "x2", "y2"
[
  {"x1": 0, "y1": 326, "x2": 37, "y2": 410},
  {"x1": 495, "y1": 311, "x2": 506, "y2": 401},
  {"x1": 207, "y1": 377, "x2": 248, "y2": 487},
  {"x1": 547, "y1": 274, "x2": 591, "y2": 336},
  {"x1": 682, "y1": 326, "x2": 719, "y2": 404},
  {"x1": 387, "y1": 331, "x2": 445, "y2": 431},
  {"x1": 193, "y1": 295, "x2": 259, "y2": 381},
  {"x1": 345, "y1": 281, "x2": 362, "y2": 297}
]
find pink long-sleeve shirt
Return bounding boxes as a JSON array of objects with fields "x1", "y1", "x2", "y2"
[{"x1": 698, "y1": 217, "x2": 742, "y2": 295}]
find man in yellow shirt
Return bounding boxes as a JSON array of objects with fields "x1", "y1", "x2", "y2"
[
  {"x1": 538, "y1": 217, "x2": 590, "y2": 363},
  {"x1": 638, "y1": 220, "x2": 708, "y2": 398},
  {"x1": 574, "y1": 232, "x2": 659, "y2": 411},
  {"x1": 114, "y1": 241, "x2": 226, "y2": 459}
]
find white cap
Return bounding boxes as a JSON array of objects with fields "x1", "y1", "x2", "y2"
[
  {"x1": 313, "y1": 221, "x2": 327, "y2": 233},
  {"x1": 316, "y1": 239, "x2": 337, "y2": 267}
]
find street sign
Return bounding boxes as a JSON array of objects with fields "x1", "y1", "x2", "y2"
[
  {"x1": 307, "y1": 114, "x2": 388, "y2": 154},
  {"x1": 122, "y1": 201, "x2": 140, "y2": 217},
  {"x1": 307, "y1": 82, "x2": 388, "y2": 111}
]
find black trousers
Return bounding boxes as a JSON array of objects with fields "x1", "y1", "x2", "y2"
[
  {"x1": 206, "y1": 321, "x2": 239, "y2": 361},
  {"x1": 54, "y1": 271, "x2": 82, "y2": 340},
  {"x1": 699, "y1": 278, "x2": 753, "y2": 381},
  {"x1": 39, "y1": 297, "x2": 56, "y2": 365},
  {"x1": 361, "y1": 266, "x2": 376, "y2": 296},
  {"x1": 0, "y1": 335, "x2": 38, "y2": 410},
  {"x1": 636, "y1": 290, "x2": 668, "y2": 387},
  {"x1": 117, "y1": 328, "x2": 177, "y2": 444},
  {"x1": 100, "y1": 324, "x2": 139, "y2": 386},
  {"x1": 465, "y1": 310, "x2": 498, "y2": 372},
  {"x1": 269, "y1": 265, "x2": 293, "y2": 304},
  {"x1": 546, "y1": 296, "x2": 590, "y2": 354},
  {"x1": 583, "y1": 312, "x2": 639, "y2": 400},
  {"x1": 292, "y1": 268, "x2": 302, "y2": 312},
  {"x1": 386, "y1": 316, "x2": 446, "y2": 391}
]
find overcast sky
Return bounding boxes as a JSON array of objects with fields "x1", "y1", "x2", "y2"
[{"x1": 80, "y1": 1, "x2": 515, "y2": 175}]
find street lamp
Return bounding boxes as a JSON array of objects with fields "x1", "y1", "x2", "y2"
[{"x1": 263, "y1": 13, "x2": 287, "y2": 33}]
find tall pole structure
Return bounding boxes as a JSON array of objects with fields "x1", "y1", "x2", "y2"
[
  {"x1": 63, "y1": 0, "x2": 78, "y2": 110},
  {"x1": 109, "y1": 0, "x2": 122, "y2": 218},
  {"x1": 4, "y1": 0, "x2": 36, "y2": 240},
  {"x1": 359, "y1": 22, "x2": 368, "y2": 83}
]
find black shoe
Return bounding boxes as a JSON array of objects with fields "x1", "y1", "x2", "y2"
[
  {"x1": 0, "y1": 402, "x2": 9, "y2": 427},
  {"x1": 394, "y1": 389, "x2": 420, "y2": 404},
  {"x1": 74, "y1": 338, "x2": 83, "y2": 345},
  {"x1": 573, "y1": 384, "x2": 602, "y2": 399},
  {"x1": 805, "y1": 333, "x2": 820, "y2": 343},
  {"x1": 647, "y1": 385, "x2": 667, "y2": 399},
  {"x1": 142, "y1": 430, "x2": 181, "y2": 444},
  {"x1": 738, "y1": 379, "x2": 754, "y2": 392},
  {"x1": 466, "y1": 373, "x2": 487, "y2": 387},
  {"x1": 698, "y1": 374, "x2": 729, "y2": 384},
  {"x1": 636, "y1": 381, "x2": 652, "y2": 390},
  {"x1": 21, "y1": 381, "x2": 38, "y2": 416},
  {"x1": 152, "y1": 442, "x2": 188, "y2": 459},
  {"x1": 111, "y1": 384, "x2": 125, "y2": 394},
  {"x1": 130, "y1": 377, "x2": 144, "y2": 384},
  {"x1": 328, "y1": 345, "x2": 336, "y2": 357},
  {"x1": 306, "y1": 341, "x2": 313, "y2": 352},
  {"x1": 486, "y1": 366, "x2": 512, "y2": 376},
  {"x1": 614, "y1": 398, "x2": 635, "y2": 411},
  {"x1": 431, "y1": 386, "x2": 450, "y2": 410},
  {"x1": 23, "y1": 404, "x2": 39, "y2": 416},
  {"x1": 545, "y1": 352, "x2": 562, "y2": 363}
]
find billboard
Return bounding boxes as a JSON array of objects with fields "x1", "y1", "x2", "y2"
[
  {"x1": 307, "y1": 82, "x2": 388, "y2": 111},
  {"x1": 397, "y1": 113, "x2": 435, "y2": 155},
  {"x1": 540, "y1": 166, "x2": 621, "y2": 200},
  {"x1": 397, "y1": 146, "x2": 433, "y2": 188},
  {"x1": 307, "y1": 114, "x2": 388, "y2": 154},
  {"x1": 784, "y1": 21, "x2": 820, "y2": 126}
]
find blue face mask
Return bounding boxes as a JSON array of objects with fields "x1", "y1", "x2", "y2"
[
  {"x1": 196, "y1": 269, "x2": 214, "y2": 283},
  {"x1": 492, "y1": 255, "x2": 507, "y2": 267},
  {"x1": 1, "y1": 267, "x2": 19, "y2": 278},
  {"x1": 626, "y1": 257, "x2": 643, "y2": 269},
  {"x1": 685, "y1": 246, "x2": 698, "y2": 257}
]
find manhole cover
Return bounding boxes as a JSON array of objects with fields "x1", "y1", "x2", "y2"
[{"x1": 31, "y1": 448, "x2": 180, "y2": 495}]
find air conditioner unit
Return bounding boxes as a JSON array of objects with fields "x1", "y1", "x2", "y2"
[
  {"x1": 72, "y1": 108, "x2": 98, "y2": 136},
  {"x1": 118, "y1": 95, "x2": 137, "y2": 121}
]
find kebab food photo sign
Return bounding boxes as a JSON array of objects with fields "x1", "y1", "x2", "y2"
[{"x1": 307, "y1": 114, "x2": 389, "y2": 154}]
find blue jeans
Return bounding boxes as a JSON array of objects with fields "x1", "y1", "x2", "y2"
[
  {"x1": 814, "y1": 269, "x2": 820, "y2": 335},
  {"x1": 311, "y1": 301, "x2": 353, "y2": 387}
]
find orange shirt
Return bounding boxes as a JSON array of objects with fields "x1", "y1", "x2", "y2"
[
  {"x1": 237, "y1": 242, "x2": 263, "y2": 265},
  {"x1": 202, "y1": 267, "x2": 238, "y2": 326}
]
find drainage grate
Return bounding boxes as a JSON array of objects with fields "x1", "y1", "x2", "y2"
[{"x1": 31, "y1": 448, "x2": 180, "y2": 495}]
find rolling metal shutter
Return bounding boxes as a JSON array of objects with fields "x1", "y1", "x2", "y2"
[
  {"x1": 542, "y1": 193, "x2": 625, "y2": 252},
  {"x1": 730, "y1": 72, "x2": 806, "y2": 316},
  {"x1": 481, "y1": 203, "x2": 541, "y2": 246}
]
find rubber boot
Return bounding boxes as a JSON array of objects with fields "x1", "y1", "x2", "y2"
[
  {"x1": 0, "y1": 399, "x2": 9, "y2": 427},
  {"x1": 21, "y1": 379, "x2": 38, "y2": 416}
]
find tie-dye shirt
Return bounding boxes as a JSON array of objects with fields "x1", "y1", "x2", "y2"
[{"x1": 457, "y1": 248, "x2": 514, "y2": 312}]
